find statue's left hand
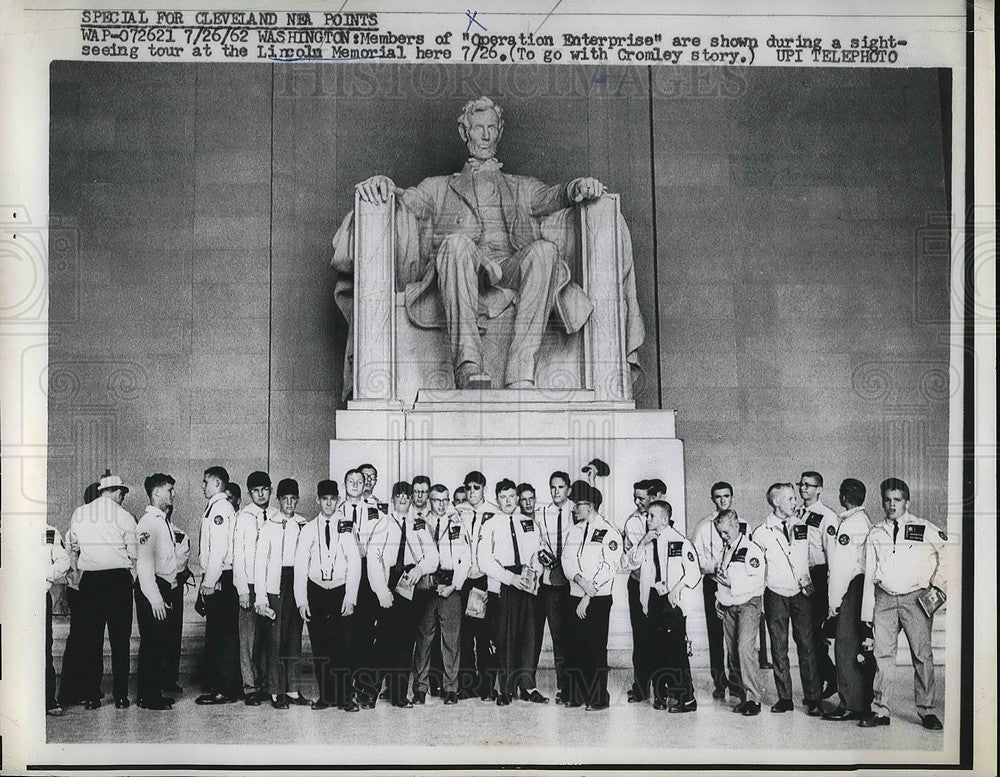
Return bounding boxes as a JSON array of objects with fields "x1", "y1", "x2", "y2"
[{"x1": 569, "y1": 177, "x2": 608, "y2": 202}]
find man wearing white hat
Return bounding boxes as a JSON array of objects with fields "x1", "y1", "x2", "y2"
[{"x1": 65, "y1": 470, "x2": 138, "y2": 709}]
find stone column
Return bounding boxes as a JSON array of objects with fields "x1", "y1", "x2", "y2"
[
  {"x1": 580, "y1": 194, "x2": 631, "y2": 402},
  {"x1": 352, "y1": 192, "x2": 400, "y2": 406}
]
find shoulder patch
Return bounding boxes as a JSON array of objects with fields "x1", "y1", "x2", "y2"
[
  {"x1": 138, "y1": 531, "x2": 150, "y2": 545},
  {"x1": 481, "y1": 511, "x2": 495, "y2": 523},
  {"x1": 449, "y1": 524, "x2": 462, "y2": 541},
  {"x1": 46, "y1": 529, "x2": 55, "y2": 544},
  {"x1": 938, "y1": 530, "x2": 948, "y2": 541},
  {"x1": 792, "y1": 524, "x2": 808, "y2": 541},
  {"x1": 413, "y1": 518, "x2": 426, "y2": 532},
  {"x1": 520, "y1": 518, "x2": 535, "y2": 532},
  {"x1": 608, "y1": 539, "x2": 618, "y2": 551},
  {"x1": 738, "y1": 522, "x2": 747, "y2": 535},
  {"x1": 749, "y1": 557, "x2": 760, "y2": 568},
  {"x1": 687, "y1": 550, "x2": 695, "y2": 562},
  {"x1": 377, "y1": 502, "x2": 388, "y2": 513},
  {"x1": 591, "y1": 528, "x2": 608, "y2": 542},
  {"x1": 667, "y1": 541, "x2": 683, "y2": 557},
  {"x1": 733, "y1": 547, "x2": 748, "y2": 563},
  {"x1": 826, "y1": 525, "x2": 837, "y2": 536},
  {"x1": 904, "y1": 524, "x2": 926, "y2": 542},
  {"x1": 213, "y1": 514, "x2": 224, "y2": 526},
  {"x1": 367, "y1": 507, "x2": 380, "y2": 521},
  {"x1": 338, "y1": 520, "x2": 353, "y2": 534},
  {"x1": 805, "y1": 512, "x2": 823, "y2": 528},
  {"x1": 838, "y1": 533, "x2": 850, "y2": 546}
]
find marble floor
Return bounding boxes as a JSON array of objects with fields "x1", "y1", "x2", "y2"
[{"x1": 42, "y1": 665, "x2": 951, "y2": 770}]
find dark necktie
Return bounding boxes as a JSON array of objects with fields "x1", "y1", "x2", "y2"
[
  {"x1": 892, "y1": 519, "x2": 898, "y2": 544},
  {"x1": 782, "y1": 522, "x2": 790, "y2": 543},
  {"x1": 395, "y1": 518, "x2": 407, "y2": 569},
  {"x1": 652, "y1": 537, "x2": 662, "y2": 582},
  {"x1": 324, "y1": 519, "x2": 331, "y2": 549},
  {"x1": 352, "y1": 504, "x2": 358, "y2": 524},
  {"x1": 556, "y1": 507, "x2": 563, "y2": 560},
  {"x1": 509, "y1": 519, "x2": 521, "y2": 567}
]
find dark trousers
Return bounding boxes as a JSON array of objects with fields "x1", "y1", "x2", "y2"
[
  {"x1": 76, "y1": 568, "x2": 134, "y2": 701},
  {"x1": 352, "y1": 562, "x2": 379, "y2": 699},
  {"x1": 495, "y1": 584, "x2": 538, "y2": 695},
  {"x1": 835, "y1": 574, "x2": 874, "y2": 713},
  {"x1": 58, "y1": 586, "x2": 87, "y2": 705},
  {"x1": 627, "y1": 576, "x2": 653, "y2": 698},
  {"x1": 163, "y1": 578, "x2": 185, "y2": 685},
  {"x1": 459, "y1": 577, "x2": 493, "y2": 696},
  {"x1": 764, "y1": 588, "x2": 821, "y2": 703},
  {"x1": 702, "y1": 577, "x2": 729, "y2": 694},
  {"x1": 134, "y1": 577, "x2": 174, "y2": 701},
  {"x1": 203, "y1": 570, "x2": 242, "y2": 698},
  {"x1": 306, "y1": 582, "x2": 352, "y2": 706},
  {"x1": 374, "y1": 590, "x2": 419, "y2": 704},
  {"x1": 647, "y1": 594, "x2": 695, "y2": 703},
  {"x1": 810, "y1": 563, "x2": 836, "y2": 686},
  {"x1": 532, "y1": 582, "x2": 571, "y2": 697},
  {"x1": 259, "y1": 569, "x2": 305, "y2": 696},
  {"x1": 46, "y1": 592, "x2": 57, "y2": 709},
  {"x1": 566, "y1": 595, "x2": 612, "y2": 707}
]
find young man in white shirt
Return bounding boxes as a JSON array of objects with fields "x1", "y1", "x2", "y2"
[
  {"x1": 295, "y1": 479, "x2": 362, "y2": 711},
  {"x1": 133, "y1": 473, "x2": 179, "y2": 710},
  {"x1": 713, "y1": 508, "x2": 766, "y2": 716},
  {"x1": 621, "y1": 479, "x2": 653, "y2": 703},
  {"x1": 859, "y1": 477, "x2": 946, "y2": 731},
  {"x1": 195, "y1": 466, "x2": 242, "y2": 705},
  {"x1": 751, "y1": 482, "x2": 822, "y2": 716},
  {"x1": 560, "y1": 481, "x2": 623, "y2": 711},
  {"x1": 46, "y1": 519, "x2": 71, "y2": 716},
  {"x1": 65, "y1": 471, "x2": 137, "y2": 710}
]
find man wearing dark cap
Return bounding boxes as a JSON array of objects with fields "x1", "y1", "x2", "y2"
[
  {"x1": 234, "y1": 471, "x2": 273, "y2": 705},
  {"x1": 65, "y1": 470, "x2": 137, "y2": 709},
  {"x1": 255, "y1": 478, "x2": 312, "y2": 708},
  {"x1": 196, "y1": 466, "x2": 241, "y2": 704},
  {"x1": 133, "y1": 473, "x2": 179, "y2": 710},
  {"x1": 295, "y1": 479, "x2": 362, "y2": 711},
  {"x1": 560, "y1": 481, "x2": 623, "y2": 710},
  {"x1": 581, "y1": 458, "x2": 610, "y2": 486}
]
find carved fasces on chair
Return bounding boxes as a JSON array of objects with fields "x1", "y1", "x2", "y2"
[
  {"x1": 580, "y1": 194, "x2": 632, "y2": 403},
  {"x1": 352, "y1": 192, "x2": 397, "y2": 403}
]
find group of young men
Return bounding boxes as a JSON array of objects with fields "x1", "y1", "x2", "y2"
[{"x1": 46, "y1": 463, "x2": 948, "y2": 733}]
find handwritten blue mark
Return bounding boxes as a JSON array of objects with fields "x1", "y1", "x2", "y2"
[
  {"x1": 465, "y1": 10, "x2": 486, "y2": 33},
  {"x1": 593, "y1": 71, "x2": 608, "y2": 84}
]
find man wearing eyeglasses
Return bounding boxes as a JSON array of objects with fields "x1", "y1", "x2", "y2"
[{"x1": 797, "y1": 471, "x2": 840, "y2": 699}]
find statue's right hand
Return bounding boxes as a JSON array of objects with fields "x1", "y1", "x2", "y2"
[{"x1": 356, "y1": 175, "x2": 395, "y2": 204}]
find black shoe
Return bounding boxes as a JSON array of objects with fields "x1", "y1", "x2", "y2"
[
  {"x1": 195, "y1": 692, "x2": 238, "y2": 705},
  {"x1": 244, "y1": 691, "x2": 262, "y2": 706},
  {"x1": 823, "y1": 707, "x2": 861, "y2": 721},
  {"x1": 858, "y1": 713, "x2": 890, "y2": 728},
  {"x1": 731, "y1": 700, "x2": 749, "y2": 713},
  {"x1": 412, "y1": 691, "x2": 426, "y2": 705},
  {"x1": 271, "y1": 695, "x2": 290, "y2": 709},
  {"x1": 340, "y1": 701, "x2": 361, "y2": 713},
  {"x1": 161, "y1": 682, "x2": 183, "y2": 694},
  {"x1": 565, "y1": 700, "x2": 583, "y2": 708},
  {"x1": 804, "y1": 700, "x2": 823, "y2": 717},
  {"x1": 287, "y1": 694, "x2": 312, "y2": 706},
  {"x1": 46, "y1": 706, "x2": 65, "y2": 717},
  {"x1": 519, "y1": 689, "x2": 548, "y2": 703},
  {"x1": 114, "y1": 697, "x2": 130, "y2": 709},
  {"x1": 443, "y1": 692, "x2": 458, "y2": 705},
  {"x1": 83, "y1": 699, "x2": 102, "y2": 710},
  {"x1": 741, "y1": 701, "x2": 761, "y2": 716},
  {"x1": 920, "y1": 714, "x2": 943, "y2": 730},
  {"x1": 668, "y1": 698, "x2": 697, "y2": 713},
  {"x1": 586, "y1": 701, "x2": 609, "y2": 711},
  {"x1": 137, "y1": 698, "x2": 173, "y2": 711},
  {"x1": 311, "y1": 700, "x2": 331, "y2": 710},
  {"x1": 712, "y1": 688, "x2": 727, "y2": 700},
  {"x1": 770, "y1": 699, "x2": 794, "y2": 713},
  {"x1": 555, "y1": 692, "x2": 564, "y2": 705},
  {"x1": 394, "y1": 698, "x2": 414, "y2": 709},
  {"x1": 429, "y1": 687, "x2": 441, "y2": 698},
  {"x1": 652, "y1": 697, "x2": 668, "y2": 710},
  {"x1": 496, "y1": 693, "x2": 512, "y2": 706},
  {"x1": 159, "y1": 696, "x2": 175, "y2": 706},
  {"x1": 627, "y1": 689, "x2": 648, "y2": 704}
]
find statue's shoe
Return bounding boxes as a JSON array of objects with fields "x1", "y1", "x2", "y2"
[{"x1": 456, "y1": 363, "x2": 493, "y2": 389}]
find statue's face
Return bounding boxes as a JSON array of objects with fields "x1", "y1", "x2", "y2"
[{"x1": 462, "y1": 108, "x2": 501, "y2": 161}]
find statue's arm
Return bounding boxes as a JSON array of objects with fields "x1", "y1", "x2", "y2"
[
  {"x1": 356, "y1": 174, "x2": 434, "y2": 222},
  {"x1": 528, "y1": 175, "x2": 608, "y2": 217}
]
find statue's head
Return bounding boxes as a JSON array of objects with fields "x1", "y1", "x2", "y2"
[{"x1": 457, "y1": 96, "x2": 504, "y2": 162}]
